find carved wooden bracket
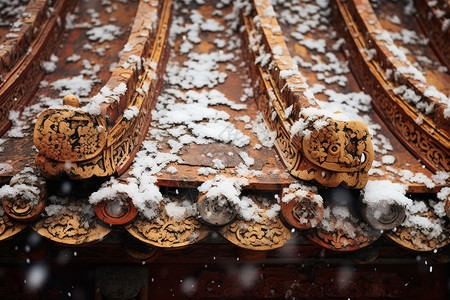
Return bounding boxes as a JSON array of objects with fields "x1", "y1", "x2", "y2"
[
  {"x1": 307, "y1": 198, "x2": 382, "y2": 251},
  {"x1": 414, "y1": 0, "x2": 450, "y2": 69},
  {"x1": 242, "y1": 0, "x2": 374, "y2": 189},
  {"x1": 0, "y1": 0, "x2": 48, "y2": 81},
  {"x1": 33, "y1": 0, "x2": 172, "y2": 179},
  {"x1": 280, "y1": 183, "x2": 324, "y2": 229},
  {"x1": 1, "y1": 168, "x2": 47, "y2": 222}
]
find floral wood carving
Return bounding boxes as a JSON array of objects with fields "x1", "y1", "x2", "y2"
[
  {"x1": 0, "y1": 214, "x2": 26, "y2": 241},
  {"x1": 242, "y1": 0, "x2": 374, "y2": 189},
  {"x1": 126, "y1": 211, "x2": 210, "y2": 248},
  {"x1": 385, "y1": 206, "x2": 450, "y2": 251},
  {"x1": 34, "y1": 110, "x2": 107, "y2": 162},
  {"x1": 219, "y1": 212, "x2": 291, "y2": 251},
  {"x1": 306, "y1": 204, "x2": 382, "y2": 251},
  {"x1": 33, "y1": 0, "x2": 172, "y2": 179},
  {"x1": 32, "y1": 208, "x2": 111, "y2": 245},
  {"x1": 0, "y1": 0, "x2": 48, "y2": 79}
]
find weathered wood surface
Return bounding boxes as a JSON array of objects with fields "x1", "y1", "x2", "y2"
[{"x1": 0, "y1": 0, "x2": 445, "y2": 193}]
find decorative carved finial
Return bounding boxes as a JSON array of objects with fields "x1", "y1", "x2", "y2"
[
  {"x1": 32, "y1": 0, "x2": 172, "y2": 179},
  {"x1": 242, "y1": 0, "x2": 374, "y2": 189},
  {"x1": 197, "y1": 192, "x2": 236, "y2": 226},
  {"x1": 62, "y1": 94, "x2": 79, "y2": 108}
]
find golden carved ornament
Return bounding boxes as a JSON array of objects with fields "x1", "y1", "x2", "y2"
[
  {"x1": 302, "y1": 120, "x2": 373, "y2": 172},
  {"x1": 385, "y1": 205, "x2": 450, "y2": 251},
  {"x1": 34, "y1": 109, "x2": 107, "y2": 162},
  {"x1": 0, "y1": 0, "x2": 74, "y2": 136},
  {"x1": 306, "y1": 205, "x2": 382, "y2": 251},
  {"x1": 126, "y1": 199, "x2": 210, "y2": 248},
  {"x1": 242, "y1": 0, "x2": 374, "y2": 189},
  {"x1": 0, "y1": 214, "x2": 26, "y2": 241},
  {"x1": 219, "y1": 209, "x2": 291, "y2": 251},
  {"x1": 33, "y1": 0, "x2": 172, "y2": 179},
  {"x1": 32, "y1": 203, "x2": 111, "y2": 245}
]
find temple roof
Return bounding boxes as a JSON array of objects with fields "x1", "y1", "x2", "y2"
[{"x1": 0, "y1": 0, "x2": 448, "y2": 257}]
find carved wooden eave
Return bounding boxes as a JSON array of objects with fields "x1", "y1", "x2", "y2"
[
  {"x1": 0, "y1": 0, "x2": 449, "y2": 258},
  {"x1": 0, "y1": 0, "x2": 75, "y2": 137},
  {"x1": 241, "y1": 0, "x2": 375, "y2": 189},
  {"x1": 33, "y1": 0, "x2": 173, "y2": 179},
  {"x1": 414, "y1": 0, "x2": 450, "y2": 69},
  {"x1": 332, "y1": 0, "x2": 450, "y2": 172},
  {"x1": 306, "y1": 207, "x2": 383, "y2": 251}
]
